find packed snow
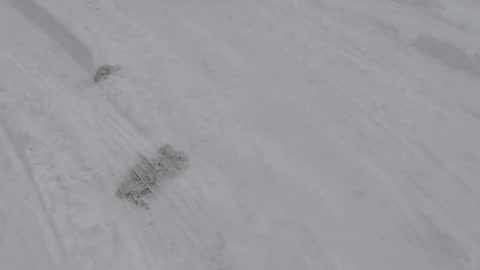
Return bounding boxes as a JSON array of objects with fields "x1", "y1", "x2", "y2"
[{"x1": 1, "y1": 0, "x2": 480, "y2": 269}]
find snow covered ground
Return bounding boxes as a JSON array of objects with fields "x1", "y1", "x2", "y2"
[{"x1": 1, "y1": 0, "x2": 480, "y2": 269}]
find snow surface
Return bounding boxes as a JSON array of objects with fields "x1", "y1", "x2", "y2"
[{"x1": 1, "y1": 0, "x2": 480, "y2": 269}]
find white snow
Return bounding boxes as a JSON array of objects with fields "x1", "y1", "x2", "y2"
[{"x1": 1, "y1": 0, "x2": 480, "y2": 269}]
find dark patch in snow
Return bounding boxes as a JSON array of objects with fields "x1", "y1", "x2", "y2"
[
  {"x1": 94, "y1": 64, "x2": 121, "y2": 83},
  {"x1": 413, "y1": 34, "x2": 480, "y2": 76},
  {"x1": 116, "y1": 144, "x2": 189, "y2": 209}
]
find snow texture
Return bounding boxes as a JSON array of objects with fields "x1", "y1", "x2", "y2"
[{"x1": 1, "y1": 0, "x2": 480, "y2": 269}]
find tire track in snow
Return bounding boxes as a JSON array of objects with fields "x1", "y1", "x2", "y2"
[
  {"x1": 63, "y1": 73, "x2": 210, "y2": 262},
  {"x1": 1, "y1": 42, "x2": 157, "y2": 268},
  {"x1": 13, "y1": 41, "x2": 204, "y2": 255},
  {"x1": 28, "y1": 73, "x2": 160, "y2": 268},
  {"x1": 59, "y1": 1, "x2": 221, "y2": 246},
  {"x1": 258, "y1": 0, "x2": 480, "y2": 251},
  {"x1": 95, "y1": 91, "x2": 207, "y2": 249},
  {"x1": 67, "y1": 14, "x2": 226, "y2": 263},
  {"x1": 256, "y1": 0, "x2": 462, "y2": 121},
  {"x1": 5, "y1": 0, "x2": 94, "y2": 73},
  {"x1": 0, "y1": 118, "x2": 66, "y2": 268},
  {"x1": 255, "y1": 0, "x2": 475, "y2": 176},
  {"x1": 167, "y1": 2, "x2": 479, "y2": 265}
]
